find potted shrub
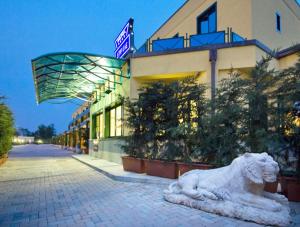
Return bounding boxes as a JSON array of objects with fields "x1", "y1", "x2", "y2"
[
  {"x1": 276, "y1": 103, "x2": 300, "y2": 201},
  {"x1": 143, "y1": 139, "x2": 178, "y2": 178},
  {"x1": 280, "y1": 171, "x2": 300, "y2": 202},
  {"x1": 121, "y1": 97, "x2": 147, "y2": 173},
  {"x1": 121, "y1": 137, "x2": 146, "y2": 174},
  {"x1": 264, "y1": 179, "x2": 279, "y2": 193},
  {"x1": 177, "y1": 162, "x2": 214, "y2": 176},
  {"x1": 271, "y1": 55, "x2": 300, "y2": 201},
  {"x1": 122, "y1": 156, "x2": 145, "y2": 173},
  {"x1": 144, "y1": 159, "x2": 178, "y2": 179}
]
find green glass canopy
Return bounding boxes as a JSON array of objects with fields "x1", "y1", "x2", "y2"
[{"x1": 32, "y1": 52, "x2": 126, "y2": 104}]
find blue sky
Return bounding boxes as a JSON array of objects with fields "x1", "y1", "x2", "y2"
[{"x1": 0, "y1": 0, "x2": 185, "y2": 133}]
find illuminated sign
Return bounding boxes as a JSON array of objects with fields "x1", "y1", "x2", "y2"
[{"x1": 115, "y1": 18, "x2": 134, "y2": 59}]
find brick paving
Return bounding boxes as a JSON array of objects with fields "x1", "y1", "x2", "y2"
[{"x1": 0, "y1": 144, "x2": 299, "y2": 226}]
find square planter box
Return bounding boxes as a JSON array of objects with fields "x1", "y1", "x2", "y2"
[
  {"x1": 281, "y1": 176, "x2": 300, "y2": 202},
  {"x1": 144, "y1": 159, "x2": 178, "y2": 179},
  {"x1": 177, "y1": 162, "x2": 214, "y2": 176},
  {"x1": 264, "y1": 180, "x2": 278, "y2": 193},
  {"x1": 122, "y1": 156, "x2": 145, "y2": 173}
]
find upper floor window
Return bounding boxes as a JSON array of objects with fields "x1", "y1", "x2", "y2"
[
  {"x1": 276, "y1": 12, "x2": 281, "y2": 32},
  {"x1": 197, "y1": 3, "x2": 217, "y2": 34}
]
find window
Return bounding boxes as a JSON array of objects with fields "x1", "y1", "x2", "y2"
[
  {"x1": 173, "y1": 33, "x2": 179, "y2": 38},
  {"x1": 197, "y1": 3, "x2": 217, "y2": 34},
  {"x1": 94, "y1": 113, "x2": 103, "y2": 139},
  {"x1": 116, "y1": 105, "x2": 122, "y2": 136},
  {"x1": 276, "y1": 12, "x2": 281, "y2": 32},
  {"x1": 110, "y1": 108, "x2": 116, "y2": 137},
  {"x1": 108, "y1": 105, "x2": 123, "y2": 137}
]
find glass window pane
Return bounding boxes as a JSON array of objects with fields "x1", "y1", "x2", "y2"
[
  {"x1": 208, "y1": 11, "x2": 216, "y2": 32},
  {"x1": 110, "y1": 74, "x2": 115, "y2": 90},
  {"x1": 201, "y1": 20, "x2": 209, "y2": 34},
  {"x1": 99, "y1": 113, "x2": 103, "y2": 138},
  {"x1": 116, "y1": 106, "x2": 122, "y2": 136},
  {"x1": 110, "y1": 109, "x2": 116, "y2": 137},
  {"x1": 276, "y1": 13, "x2": 281, "y2": 31},
  {"x1": 197, "y1": 4, "x2": 216, "y2": 34},
  {"x1": 96, "y1": 114, "x2": 100, "y2": 139}
]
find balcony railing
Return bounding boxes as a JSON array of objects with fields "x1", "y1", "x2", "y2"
[
  {"x1": 136, "y1": 28, "x2": 246, "y2": 54},
  {"x1": 152, "y1": 36, "x2": 185, "y2": 52}
]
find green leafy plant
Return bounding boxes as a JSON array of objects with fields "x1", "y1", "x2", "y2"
[
  {"x1": 243, "y1": 55, "x2": 278, "y2": 153},
  {"x1": 0, "y1": 96, "x2": 15, "y2": 156},
  {"x1": 193, "y1": 71, "x2": 248, "y2": 166},
  {"x1": 272, "y1": 53, "x2": 300, "y2": 177},
  {"x1": 122, "y1": 77, "x2": 208, "y2": 162}
]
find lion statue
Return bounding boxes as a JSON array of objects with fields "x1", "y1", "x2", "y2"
[{"x1": 163, "y1": 153, "x2": 291, "y2": 226}]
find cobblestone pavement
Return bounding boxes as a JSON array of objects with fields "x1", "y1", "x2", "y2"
[{"x1": 0, "y1": 145, "x2": 299, "y2": 227}]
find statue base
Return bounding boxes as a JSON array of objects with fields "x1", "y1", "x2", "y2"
[{"x1": 164, "y1": 193, "x2": 291, "y2": 226}]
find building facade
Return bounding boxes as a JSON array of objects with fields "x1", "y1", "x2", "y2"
[
  {"x1": 67, "y1": 102, "x2": 90, "y2": 153},
  {"x1": 32, "y1": 0, "x2": 300, "y2": 164}
]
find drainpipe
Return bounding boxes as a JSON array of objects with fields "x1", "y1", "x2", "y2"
[{"x1": 209, "y1": 48, "x2": 217, "y2": 112}]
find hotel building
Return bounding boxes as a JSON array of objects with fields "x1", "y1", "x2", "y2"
[{"x1": 32, "y1": 0, "x2": 300, "y2": 163}]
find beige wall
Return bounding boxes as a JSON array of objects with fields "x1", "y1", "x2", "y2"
[
  {"x1": 278, "y1": 53, "x2": 299, "y2": 69},
  {"x1": 131, "y1": 50, "x2": 209, "y2": 77},
  {"x1": 150, "y1": 0, "x2": 252, "y2": 42},
  {"x1": 130, "y1": 45, "x2": 270, "y2": 101},
  {"x1": 149, "y1": 0, "x2": 300, "y2": 50},
  {"x1": 252, "y1": 0, "x2": 300, "y2": 50},
  {"x1": 131, "y1": 46, "x2": 261, "y2": 80}
]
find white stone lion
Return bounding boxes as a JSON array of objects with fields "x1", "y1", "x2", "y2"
[{"x1": 164, "y1": 153, "x2": 291, "y2": 226}]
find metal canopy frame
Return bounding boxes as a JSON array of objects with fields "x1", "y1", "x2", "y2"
[{"x1": 32, "y1": 52, "x2": 127, "y2": 104}]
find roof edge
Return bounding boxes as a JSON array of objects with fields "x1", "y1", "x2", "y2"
[
  {"x1": 31, "y1": 52, "x2": 125, "y2": 62},
  {"x1": 148, "y1": 0, "x2": 190, "y2": 41},
  {"x1": 277, "y1": 44, "x2": 300, "y2": 59}
]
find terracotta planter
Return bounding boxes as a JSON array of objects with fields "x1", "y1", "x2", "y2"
[
  {"x1": 122, "y1": 156, "x2": 145, "y2": 173},
  {"x1": 264, "y1": 180, "x2": 278, "y2": 193},
  {"x1": 177, "y1": 162, "x2": 214, "y2": 176},
  {"x1": 144, "y1": 159, "x2": 178, "y2": 179},
  {"x1": 281, "y1": 176, "x2": 300, "y2": 202}
]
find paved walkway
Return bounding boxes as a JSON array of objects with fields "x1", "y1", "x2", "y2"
[{"x1": 0, "y1": 145, "x2": 298, "y2": 227}]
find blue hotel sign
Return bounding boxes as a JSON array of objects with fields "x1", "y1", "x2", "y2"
[{"x1": 115, "y1": 18, "x2": 134, "y2": 59}]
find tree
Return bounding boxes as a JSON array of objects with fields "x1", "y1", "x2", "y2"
[
  {"x1": 193, "y1": 71, "x2": 248, "y2": 166},
  {"x1": 244, "y1": 56, "x2": 277, "y2": 153},
  {"x1": 122, "y1": 96, "x2": 147, "y2": 158},
  {"x1": 0, "y1": 96, "x2": 15, "y2": 156},
  {"x1": 273, "y1": 53, "x2": 300, "y2": 176},
  {"x1": 35, "y1": 124, "x2": 56, "y2": 140},
  {"x1": 165, "y1": 77, "x2": 207, "y2": 162},
  {"x1": 123, "y1": 77, "x2": 208, "y2": 162},
  {"x1": 15, "y1": 127, "x2": 34, "y2": 136}
]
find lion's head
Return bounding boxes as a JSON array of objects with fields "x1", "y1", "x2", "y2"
[{"x1": 242, "y1": 152, "x2": 279, "y2": 185}]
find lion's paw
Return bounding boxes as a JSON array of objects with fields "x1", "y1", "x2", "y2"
[
  {"x1": 269, "y1": 200, "x2": 282, "y2": 212},
  {"x1": 197, "y1": 189, "x2": 218, "y2": 200}
]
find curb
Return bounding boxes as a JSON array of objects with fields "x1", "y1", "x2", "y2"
[{"x1": 72, "y1": 155, "x2": 173, "y2": 185}]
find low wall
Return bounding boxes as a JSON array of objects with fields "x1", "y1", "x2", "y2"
[{"x1": 89, "y1": 138, "x2": 125, "y2": 164}]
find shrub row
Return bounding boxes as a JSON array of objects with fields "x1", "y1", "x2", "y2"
[
  {"x1": 122, "y1": 55, "x2": 300, "y2": 175},
  {"x1": 0, "y1": 96, "x2": 14, "y2": 157}
]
